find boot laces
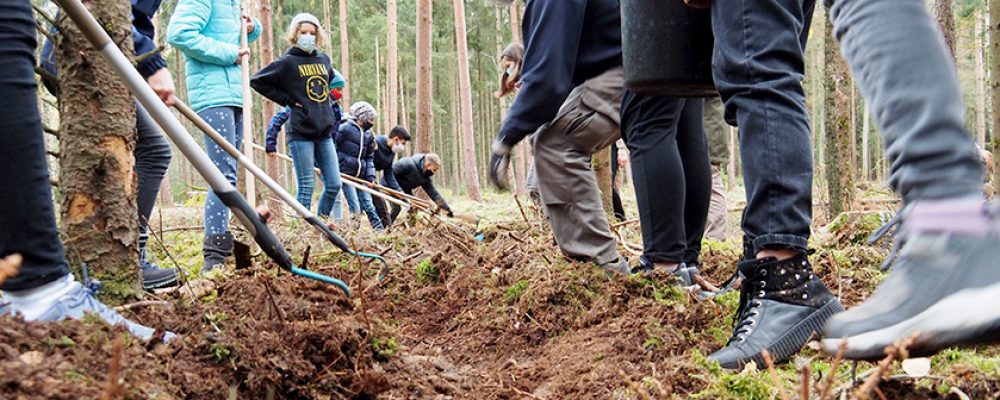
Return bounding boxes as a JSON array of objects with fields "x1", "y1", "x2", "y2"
[
  {"x1": 728, "y1": 269, "x2": 765, "y2": 344},
  {"x1": 81, "y1": 262, "x2": 102, "y2": 296}
]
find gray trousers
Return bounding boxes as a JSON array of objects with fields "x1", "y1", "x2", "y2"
[
  {"x1": 533, "y1": 66, "x2": 624, "y2": 266},
  {"x1": 704, "y1": 164, "x2": 729, "y2": 241}
]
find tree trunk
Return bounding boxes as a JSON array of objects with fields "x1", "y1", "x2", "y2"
[
  {"x1": 58, "y1": 1, "x2": 139, "y2": 300},
  {"x1": 509, "y1": 0, "x2": 521, "y2": 43},
  {"x1": 977, "y1": 10, "x2": 988, "y2": 146},
  {"x1": 323, "y1": 0, "x2": 332, "y2": 54},
  {"x1": 339, "y1": 0, "x2": 351, "y2": 107},
  {"x1": 415, "y1": 0, "x2": 434, "y2": 153},
  {"x1": 937, "y1": 0, "x2": 957, "y2": 60},
  {"x1": 991, "y1": 0, "x2": 1000, "y2": 193},
  {"x1": 824, "y1": 18, "x2": 855, "y2": 216},
  {"x1": 239, "y1": 1, "x2": 256, "y2": 204},
  {"x1": 259, "y1": 0, "x2": 283, "y2": 218},
  {"x1": 388, "y1": 0, "x2": 399, "y2": 128},
  {"x1": 862, "y1": 99, "x2": 870, "y2": 180},
  {"x1": 454, "y1": 0, "x2": 482, "y2": 201}
]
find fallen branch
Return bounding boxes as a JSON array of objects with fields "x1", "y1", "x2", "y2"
[
  {"x1": 617, "y1": 369, "x2": 654, "y2": 400},
  {"x1": 113, "y1": 300, "x2": 172, "y2": 312},
  {"x1": 761, "y1": 349, "x2": 790, "y2": 400},
  {"x1": 851, "y1": 334, "x2": 917, "y2": 400}
]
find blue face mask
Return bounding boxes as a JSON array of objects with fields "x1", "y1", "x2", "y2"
[{"x1": 296, "y1": 34, "x2": 317, "y2": 53}]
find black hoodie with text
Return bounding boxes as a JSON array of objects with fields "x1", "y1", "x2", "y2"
[{"x1": 251, "y1": 47, "x2": 337, "y2": 141}]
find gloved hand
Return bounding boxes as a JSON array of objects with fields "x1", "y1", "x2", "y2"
[
  {"x1": 447, "y1": 210, "x2": 454, "y2": 218},
  {"x1": 488, "y1": 140, "x2": 512, "y2": 191}
]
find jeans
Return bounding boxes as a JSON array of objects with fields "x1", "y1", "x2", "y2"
[
  {"x1": 826, "y1": 0, "x2": 981, "y2": 201},
  {"x1": 621, "y1": 93, "x2": 711, "y2": 264},
  {"x1": 711, "y1": 0, "x2": 816, "y2": 256},
  {"x1": 287, "y1": 138, "x2": 342, "y2": 218},
  {"x1": 200, "y1": 106, "x2": 242, "y2": 237},
  {"x1": 0, "y1": 0, "x2": 71, "y2": 291},
  {"x1": 135, "y1": 102, "x2": 172, "y2": 234},
  {"x1": 342, "y1": 184, "x2": 384, "y2": 230}
]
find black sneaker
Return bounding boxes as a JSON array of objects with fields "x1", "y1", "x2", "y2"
[
  {"x1": 823, "y1": 204, "x2": 1000, "y2": 359},
  {"x1": 710, "y1": 252, "x2": 843, "y2": 369}
]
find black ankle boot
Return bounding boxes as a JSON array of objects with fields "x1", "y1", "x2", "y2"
[
  {"x1": 201, "y1": 232, "x2": 234, "y2": 275},
  {"x1": 709, "y1": 252, "x2": 843, "y2": 369}
]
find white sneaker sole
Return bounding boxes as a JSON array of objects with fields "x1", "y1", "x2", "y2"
[{"x1": 823, "y1": 281, "x2": 1000, "y2": 360}]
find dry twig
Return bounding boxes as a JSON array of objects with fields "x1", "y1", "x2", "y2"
[{"x1": 761, "y1": 349, "x2": 790, "y2": 400}]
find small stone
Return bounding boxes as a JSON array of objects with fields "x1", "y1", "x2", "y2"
[
  {"x1": 19, "y1": 351, "x2": 45, "y2": 366},
  {"x1": 902, "y1": 358, "x2": 931, "y2": 377}
]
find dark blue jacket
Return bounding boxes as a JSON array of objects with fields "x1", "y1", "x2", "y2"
[
  {"x1": 496, "y1": 0, "x2": 622, "y2": 147},
  {"x1": 264, "y1": 102, "x2": 342, "y2": 152},
  {"x1": 373, "y1": 135, "x2": 396, "y2": 172},
  {"x1": 336, "y1": 119, "x2": 376, "y2": 181},
  {"x1": 392, "y1": 154, "x2": 449, "y2": 211},
  {"x1": 41, "y1": 0, "x2": 167, "y2": 95}
]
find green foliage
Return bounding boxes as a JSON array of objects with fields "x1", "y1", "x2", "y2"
[
  {"x1": 371, "y1": 336, "x2": 400, "y2": 358},
  {"x1": 415, "y1": 257, "x2": 440, "y2": 284},
  {"x1": 209, "y1": 342, "x2": 236, "y2": 364},
  {"x1": 627, "y1": 274, "x2": 686, "y2": 307},
  {"x1": 44, "y1": 336, "x2": 76, "y2": 348},
  {"x1": 503, "y1": 279, "x2": 530, "y2": 304}
]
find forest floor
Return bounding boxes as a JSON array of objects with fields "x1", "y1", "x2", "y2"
[{"x1": 2, "y1": 186, "x2": 999, "y2": 399}]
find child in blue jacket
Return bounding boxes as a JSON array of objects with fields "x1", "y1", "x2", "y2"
[{"x1": 334, "y1": 102, "x2": 383, "y2": 230}]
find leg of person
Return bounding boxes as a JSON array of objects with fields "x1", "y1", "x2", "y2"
[
  {"x1": 357, "y1": 190, "x2": 385, "y2": 230},
  {"x1": 343, "y1": 184, "x2": 361, "y2": 214},
  {"x1": 332, "y1": 194, "x2": 344, "y2": 222},
  {"x1": 525, "y1": 158, "x2": 543, "y2": 215},
  {"x1": 0, "y1": 0, "x2": 167, "y2": 340},
  {"x1": 372, "y1": 193, "x2": 390, "y2": 227},
  {"x1": 314, "y1": 137, "x2": 342, "y2": 219},
  {"x1": 534, "y1": 67, "x2": 625, "y2": 273},
  {"x1": 610, "y1": 141, "x2": 627, "y2": 222},
  {"x1": 703, "y1": 96, "x2": 730, "y2": 241},
  {"x1": 287, "y1": 139, "x2": 317, "y2": 210},
  {"x1": 822, "y1": 0, "x2": 999, "y2": 359},
  {"x1": 133, "y1": 103, "x2": 178, "y2": 289},
  {"x1": 200, "y1": 106, "x2": 241, "y2": 274},
  {"x1": 621, "y1": 91, "x2": 689, "y2": 274},
  {"x1": 676, "y1": 99, "x2": 711, "y2": 267},
  {"x1": 708, "y1": 0, "x2": 841, "y2": 369}
]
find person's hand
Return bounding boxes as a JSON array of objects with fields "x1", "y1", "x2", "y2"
[
  {"x1": 0, "y1": 253, "x2": 22, "y2": 285},
  {"x1": 235, "y1": 47, "x2": 251, "y2": 65},
  {"x1": 243, "y1": 15, "x2": 256, "y2": 34},
  {"x1": 146, "y1": 68, "x2": 176, "y2": 106},
  {"x1": 446, "y1": 210, "x2": 454, "y2": 218},
  {"x1": 617, "y1": 148, "x2": 629, "y2": 167},
  {"x1": 256, "y1": 206, "x2": 273, "y2": 224},
  {"x1": 266, "y1": 150, "x2": 276, "y2": 156},
  {"x1": 294, "y1": 102, "x2": 303, "y2": 108},
  {"x1": 488, "y1": 140, "x2": 512, "y2": 191}
]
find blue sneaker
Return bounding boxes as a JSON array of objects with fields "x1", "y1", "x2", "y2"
[{"x1": 36, "y1": 280, "x2": 176, "y2": 342}]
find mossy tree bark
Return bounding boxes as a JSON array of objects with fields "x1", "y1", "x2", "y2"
[{"x1": 57, "y1": 0, "x2": 139, "y2": 301}]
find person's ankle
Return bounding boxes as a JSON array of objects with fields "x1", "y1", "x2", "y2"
[
  {"x1": 654, "y1": 262, "x2": 680, "y2": 272},
  {"x1": 756, "y1": 248, "x2": 798, "y2": 262}
]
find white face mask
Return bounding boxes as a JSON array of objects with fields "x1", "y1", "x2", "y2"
[
  {"x1": 392, "y1": 143, "x2": 405, "y2": 153},
  {"x1": 296, "y1": 34, "x2": 317, "y2": 53},
  {"x1": 505, "y1": 66, "x2": 514, "y2": 76}
]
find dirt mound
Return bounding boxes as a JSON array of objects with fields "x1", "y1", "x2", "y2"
[{"x1": 1, "y1": 270, "x2": 388, "y2": 399}]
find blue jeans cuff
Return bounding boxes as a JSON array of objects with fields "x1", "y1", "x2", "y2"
[{"x1": 749, "y1": 234, "x2": 809, "y2": 256}]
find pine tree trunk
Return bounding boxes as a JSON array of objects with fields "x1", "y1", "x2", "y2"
[
  {"x1": 58, "y1": 1, "x2": 140, "y2": 300},
  {"x1": 824, "y1": 18, "x2": 855, "y2": 216},
  {"x1": 415, "y1": 0, "x2": 434, "y2": 153},
  {"x1": 323, "y1": 0, "x2": 332, "y2": 54},
  {"x1": 388, "y1": 0, "x2": 399, "y2": 128},
  {"x1": 991, "y1": 0, "x2": 1000, "y2": 192},
  {"x1": 937, "y1": 0, "x2": 957, "y2": 60},
  {"x1": 862, "y1": 100, "x2": 870, "y2": 180},
  {"x1": 339, "y1": 0, "x2": 351, "y2": 107},
  {"x1": 977, "y1": 10, "x2": 988, "y2": 146},
  {"x1": 453, "y1": 0, "x2": 482, "y2": 201}
]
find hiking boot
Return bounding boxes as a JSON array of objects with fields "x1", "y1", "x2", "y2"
[
  {"x1": 709, "y1": 252, "x2": 843, "y2": 369},
  {"x1": 600, "y1": 256, "x2": 631, "y2": 275},
  {"x1": 201, "y1": 232, "x2": 234, "y2": 275},
  {"x1": 36, "y1": 279, "x2": 175, "y2": 342},
  {"x1": 141, "y1": 262, "x2": 180, "y2": 290},
  {"x1": 139, "y1": 240, "x2": 179, "y2": 290},
  {"x1": 823, "y1": 199, "x2": 1000, "y2": 360},
  {"x1": 631, "y1": 257, "x2": 700, "y2": 287}
]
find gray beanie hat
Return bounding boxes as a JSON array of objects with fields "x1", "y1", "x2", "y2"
[
  {"x1": 350, "y1": 101, "x2": 378, "y2": 123},
  {"x1": 288, "y1": 13, "x2": 321, "y2": 33}
]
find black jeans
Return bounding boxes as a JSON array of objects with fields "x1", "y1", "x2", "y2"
[
  {"x1": 621, "y1": 92, "x2": 711, "y2": 265},
  {"x1": 712, "y1": 0, "x2": 816, "y2": 257},
  {"x1": 0, "y1": 0, "x2": 71, "y2": 291},
  {"x1": 135, "y1": 103, "x2": 172, "y2": 232}
]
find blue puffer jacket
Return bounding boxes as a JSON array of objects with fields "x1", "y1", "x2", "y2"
[
  {"x1": 167, "y1": 0, "x2": 261, "y2": 112},
  {"x1": 336, "y1": 119, "x2": 376, "y2": 181}
]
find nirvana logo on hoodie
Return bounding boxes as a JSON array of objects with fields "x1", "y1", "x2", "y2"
[{"x1": 300, "y1": 63, "x2": 330, "y2": 103}]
